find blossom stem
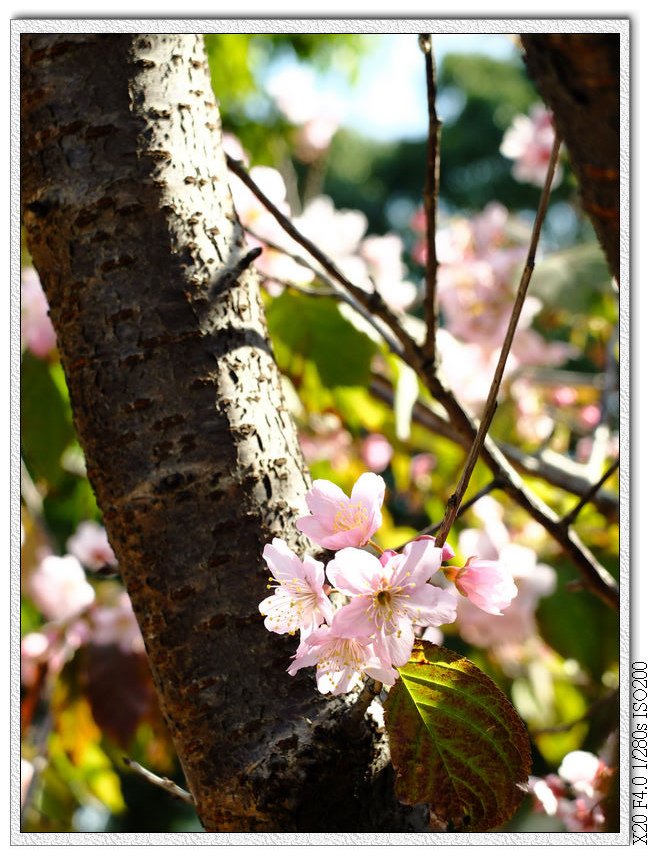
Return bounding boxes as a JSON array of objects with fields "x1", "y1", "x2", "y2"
[
  {"x1": 122, "y1": 757, "x2": 194, "y2": 805},
  {"x1": 366, "y1": 539, "x2": 385, "y2": 556},
  {"x1": 419, "y1": 32, "x2": 442, "y2": 365},
  {"x1": 433, "y1": 132, "x2": 563, "y2": 549}
]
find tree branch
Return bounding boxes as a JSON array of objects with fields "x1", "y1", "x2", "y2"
[
  {"x1": 434, "y1": 133, "x2": 562, "y2": 548},
  {"x1": 368, "y1": 374, "x2": 619, "y2": 520},
  {"x1": 419, "y1": 33, "x2": 442, "y2": 364},
  {"x1": 122, "y1": 757, "x2": 195, "y2": 806},
  {"x1": 560, "y1": 458, "x2": 620, "y2": 527},
  {"x1": 226, "y1": 155, "x2": 423, "y2": 367},
  {"x1": 228, "y1": 145, "x2": 618, "y2": 611},
  {"x1": 245, "y1": 227, "x2": 408, "y2": 360}
]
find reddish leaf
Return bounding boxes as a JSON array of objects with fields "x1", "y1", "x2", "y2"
[
  {"x1": 384, "y1": 641, "x2": 531, "y2": 831},
  {"x1": 82, "y1": 644, "x2": 159, "y2": 748}
]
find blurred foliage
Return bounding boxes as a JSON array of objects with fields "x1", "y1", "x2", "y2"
[
  {"x1": 267, "y1": 291, "x2": 377, "y2": 388},
  {"x1": 205, "y1": 33, "x2": 366, "y2": 166}
]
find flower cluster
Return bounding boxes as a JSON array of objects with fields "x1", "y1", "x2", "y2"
[
  {"x1": 21, "y1": 519, "x2": 144, "y2": 689},
  {"x1": 409, "y1": 203, "x2": 575, "y2": 424},
  {"x1": 528, "y1": 749, "x2": 613, "y2": 832},
  {"x1": 259, "y1": 473, "x2": 517, "y2": 695}
]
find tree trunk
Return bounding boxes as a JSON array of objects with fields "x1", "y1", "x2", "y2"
[
  {"x1": 21, "y1": 33, "x2": 422, "y2": 832},
  {"x1": 520, "y1": 34, "x2": 620, "y2": 284}
]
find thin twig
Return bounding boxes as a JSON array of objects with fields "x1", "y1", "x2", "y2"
[
  {"x1": 246, "y1": 228, "x2": 408, "y2": 360},
  {"x1": 419, "y1": 33, "x2": 442, "y2": 364},
  {"x1": 418, "y1": 479, "x2": 504, "y2": 540},
  {"x1": 428, "y1": 375, "x2": 619, "y2": 609},
  {"x1": 226, "y1": 155, "x2": 422, "y2": 368},
  {"x1": 434, "y1": 133, "x2": 563, "y2": 548},
  {"x1": 226, "y1": 152, "x2": 619, "y2": 611},
  {"x1": 122, "y1": 757, "x2": 195, "y2": 806},
  {"x1": 368, "y1": 373, "x2": 619, "y2": 519},
  {"x1": 561, "y1": 458, "x2": 620, "y2": 527}
]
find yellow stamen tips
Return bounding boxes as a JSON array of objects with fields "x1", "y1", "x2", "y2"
[{"x1": 333, "y1": 502, "x2": 369, "y2": 532}]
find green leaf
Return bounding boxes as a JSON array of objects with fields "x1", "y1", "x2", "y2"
[
  {"x1": 536, "y1": 564, "x2": 619, "y2": 681},
  {"x1": 530, "y1": 244, "x2": 613, "y2": 313},
  {"x1": 384, "y1": 641, "x2": 532, "y2": 831},
  {"x1": 267, "y1": 292, "x2": 376, "y2": 388},
  {"x1": 21, "y1": 355, "x2": 75, "y2": 488}
]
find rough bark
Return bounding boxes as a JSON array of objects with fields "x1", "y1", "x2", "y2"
[
  {"x1": 520, "y1": 34, "x2": 620, "y2": 284},
  {"x1": 21, "y1": 34, "x2": 424, "y2": 832}
]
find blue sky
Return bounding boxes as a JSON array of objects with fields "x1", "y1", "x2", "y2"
[{"x1": 266, "y1": 33, "x2": 517, "y2": 142}]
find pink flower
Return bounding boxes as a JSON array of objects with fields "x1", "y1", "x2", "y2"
[
  {"x1": 90, "y1": 591, "x2": 145, "y2": 654},
  {"x1": 66, "y1": 521, "x2": 118, "y2": 572},
  {"x1": 529, "y1": 776, "x2": 561, "y2": 817},
  {"x1": 528, "y1": 752, "x2": 611, "y2": 832},
  {"x1": 580, "y1": 404, "x2": 602, "y2": 429},
  {"x1": 500, "y1": 104, "x2": 562, "y2": 188},
  {"x1": 326, "y1": 538, "x2": 457, "y2": 667},
  {"x1": 295, "y1": 116, "x2": 340, "y2": 161},
  {"x1": 411, "y1": 534, "x2": 455, "y2": 562},
  {"x1": 298, "y1": 425, "x2": 352, "y2": 471},
  {"x1": 360, "y1": 434, "x2": 393, "y2": 473},
  {"x1": 445, "y1": 556, "x2": 517, "y2": 616},
  {"x1": 288, "y1": 617, "x2": 396, "y2": 695},
  {"x1": 21, "y1": 620, "x2": 90, "y2": 684},
  {"x1": 558, "y1": 750, "x2": 603, "y2": 800},
  {"x1": 28, "y1": 554, "x2": 95, "y2": 622},
  {"x1": 359, "y1": 234, "x2": 418, "y2": 312},
  {"x1": 296, "y1": 473, "x2": 385, "y2": 550},
  {"x1": 21, "y1": 267, "x2": 57, "y2": 358},
  {"x1": 259, "y1": 538, "x2": 334, "y2": 636},
  {"x1": 410, "y1": 453, "x2": 437, "y2": 485}
]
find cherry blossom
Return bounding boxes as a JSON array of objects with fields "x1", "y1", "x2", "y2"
[
  {"x1": 21, "y1": 619, "x2": 90, "y2": 685},
  {"x1": 360, "y1": 433, "x2": 393, "y2": 473},
  {"x1": 89, "y1": 590, "x2": 145, "y2": 654},
  {"x1": 500, "y1": 104, "x2": 562, "y2": 188},
  {"x1": 288, "y1": 617, "x2": 396, "y2": 695},
  {"x1": 444, "y1": 556, "x2": 518, "y2": 615},
  {"x1": 528, "y1": 750, "x2": 611, "y2": 832},
  {"x1": 436, "y1": 330, "x2": 515, "y2": 412},
  {"x1": 411, "y1": 534, "x2": 455, "y2": 563},
  {"x1": 259, "y1": 538, "x2": 334, "y2": 636},
  {"x1": 558, "y1": 750, "x2": 604, "y2": 799},
  {"x1": 66, "y1": 521, "x2": 118, "y2": 572},
  {"x1": 296, "y1": 472, "x2": 385, "y2": 550},
  {"x1": 293, "y1": 195, "x2": 369, "y2": 287},
  {"x1": 326, "y1": 539, "x2": 457, "y2": 667},
  {"x1": 21, "y1": 267, "x2": 57, "y2": 359},
  {"x1": 28, "y1": 554, "x2": 95, "y2": 623},
  {"x1": 298, "y1": 421, "x2": 353, "y2": 471},
  {"x1": 359, "y1": 234, "x2": 418, "y2": 312},
  {"x1": 409, "y1": 453, "x2": 437, "y2": 487},
  {"x1": 295, "y1": 116, "x2": 340, "y2": 162},
  {"x1": 450, "y1": 501, "x2": 556, "y2": 647}
]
